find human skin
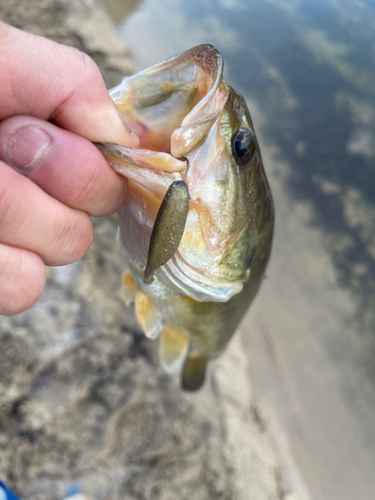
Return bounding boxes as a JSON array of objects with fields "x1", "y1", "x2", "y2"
[{"x1": 0, "y1": 21, "x2": 139, "y2": 315}]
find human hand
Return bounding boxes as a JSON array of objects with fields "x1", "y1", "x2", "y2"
[{"x1": 0, "y1": 22, "x2": 138, "y2": 315}]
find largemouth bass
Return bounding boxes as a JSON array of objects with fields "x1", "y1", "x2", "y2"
[{"x1": 99, "y1": 45, "x2": 274, "y2": 391}]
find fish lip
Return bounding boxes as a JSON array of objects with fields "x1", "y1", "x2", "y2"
[{"x1": 96, "y1": 142, "x2": 186, "y2": 196}]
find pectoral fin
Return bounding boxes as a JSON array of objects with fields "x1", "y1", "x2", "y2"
[
  {"x1": 159, "y1": 325, "x2": 189, "y2": 373},
  {"x1": 181, "y1": 354, "x2": 208, "y2": 391},
  {"x1": 121, "y1": 271, "x2": 138, "y2": 306},
  {"x1": 135, "y1": 291, "x2": 162, "y2": 339}
]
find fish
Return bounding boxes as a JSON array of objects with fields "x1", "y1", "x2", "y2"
[{"x1": 98, "y1": 45, "x2": 274, "y2": 391}]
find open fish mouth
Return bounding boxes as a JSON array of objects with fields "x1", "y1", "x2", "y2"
[
  {"x1": 109, "y1": 44, "x2": 226, "y2": 157},
  {"x1": 99, "y1": 45, "x2": 257, "y2": 302}
]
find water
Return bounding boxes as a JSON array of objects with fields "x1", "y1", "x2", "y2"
[{"x1": 103, "y1": 1, "x2": 375, "y2": 498}]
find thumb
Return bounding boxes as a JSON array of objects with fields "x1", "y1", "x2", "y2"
[{"x1": 0, "y1": 21, "x2": 139, "y2": 147}]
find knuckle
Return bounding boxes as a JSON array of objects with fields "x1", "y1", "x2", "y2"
[
  {"x1": 66, "y1": 46, "x2": 102, "y2": 84},
  {"x1": 50, "y1": 47, "x2": 104, "y2": 122}
]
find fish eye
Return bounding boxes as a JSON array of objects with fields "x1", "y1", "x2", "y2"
[{"x1": 233, "y1": 129, "x2": 256, "y2": 164}]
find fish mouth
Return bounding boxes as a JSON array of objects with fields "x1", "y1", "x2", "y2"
[
  {"x1": 109, "y1": 44, "x2": 227, "y2": 158},
  {"x1": 99, "y1": 45, "x2": 229, "y2": 196}
]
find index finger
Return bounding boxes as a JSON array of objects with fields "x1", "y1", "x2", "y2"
[{"x1": 0, "y1": 21, "x2": 139, "y2": 147}]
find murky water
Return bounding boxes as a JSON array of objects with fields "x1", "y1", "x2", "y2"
[{"x1": 103, "y1": 1, "x2": 375, "y2": 498}]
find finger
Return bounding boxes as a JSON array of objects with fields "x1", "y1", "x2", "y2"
[
  {"x1": 0, "y1": 21, "x2": 139, "y2": 147},
  {"x1": 0, "y1": 161, "x2": 93, "y2": 266},
  {"x1": 0, "y1": 116, "x2": 128, "y2": 216},
  {"x1": 0, "y1": 243, "x2": 45, "y2": 315}
]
